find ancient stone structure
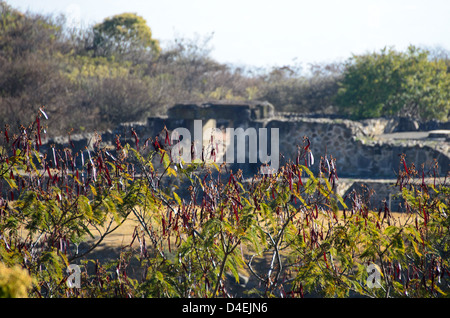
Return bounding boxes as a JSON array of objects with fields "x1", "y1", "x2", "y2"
[
  {"x1": 44, "y1": 100, "x2": 449, "y2": 211},
  {"x1": 267, "y1": 116, "x2": 449, "y2": 178}
]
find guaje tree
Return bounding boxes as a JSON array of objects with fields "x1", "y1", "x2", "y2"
[{"x1": 0, "y1": 109, "x2": 449, "y2": 298}]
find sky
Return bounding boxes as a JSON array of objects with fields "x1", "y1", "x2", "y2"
[{"x1": 6, "y1": 0, "x2": 450, "y2": 70}]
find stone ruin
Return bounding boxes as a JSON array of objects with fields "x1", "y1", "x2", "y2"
[{"x1": 44, "y1": 100, "x2": 450, "y2": 211}]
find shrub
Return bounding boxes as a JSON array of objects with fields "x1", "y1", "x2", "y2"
[
  {"x1": 0, "y1": 263, "x2": 34, "y2": 298},
  {"x1": 256, "y1": 63, "x2": 342, "y2": 114}
]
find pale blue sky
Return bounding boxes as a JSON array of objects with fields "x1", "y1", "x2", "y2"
[{"x1": 6, "y1": 0, "x2": 450, "y2": 69}]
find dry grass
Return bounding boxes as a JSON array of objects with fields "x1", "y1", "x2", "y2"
[
  {"x1": 74, "y1": 208, "x2": 417, "y2": 296},
  {"x1": 87, "y1": 210, "x2": 413, "y2": 251}
]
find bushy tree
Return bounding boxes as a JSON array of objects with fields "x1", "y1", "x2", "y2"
[
  {"x1": 92, "y1": 12, "x2": 161, "y2": 62},
  {"x1": 335, "y1": 46, "x2": 450, "y2": 121}
]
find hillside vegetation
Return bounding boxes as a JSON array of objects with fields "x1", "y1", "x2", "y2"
[{"x1": 1, "y1": 2, "x2": 449, "y2": 138}]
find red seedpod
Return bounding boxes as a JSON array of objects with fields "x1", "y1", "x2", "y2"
[
  {"x1": 323, "y1": 252, "x2": 330, "y2": 269},
  {"x1": 162, "y1": 216, "x2": 166, "y2": 236},
  {"x1": 164, "y1": 126, "x2": 171, "y2": 146},
  {"x1": 36, "y1": 116, "x2": 42, "y2": 146},
  {"x1": 153, "y1": 136, "x2": 161, "y2": 151},
  {"x1": 403, "y1": 158, "x2": 409, "y2": 175},
  {"x1": 4, "y1": 126, "x2": 9, "y2": 143},
  {"x1": 47, "y1": 166, "x2": 52, "y2": 180},
  {"x1": 304, "y1": 136, "x2": 310, "y2": 151},
  {"x1": 104, "y1": 166, "x2": 112, "y2": 186},
  {"x1": 131, "y1": 129, "x2": 139, "y2": 151},
  {"x1": 232, "y1": 203, "x2": 239, "y2": 223}
]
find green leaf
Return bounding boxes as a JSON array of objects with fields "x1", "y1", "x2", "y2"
[
  {"x1": 161, "y1": 150, "x2": 171, "y2": 169},
  {"x1": 167, "y1": 166, "x2": 177, "y2": 177},
  {"x1": 411, "y1": 240, "x2": 422, "y2": 257},
  {"x1": 383, "y1": 225, "x2": 399, "y2": 237},
  {"x1": 90, "y1": 184, "x2": 97, "y2": 197},
  {"x1": 211, "y1": 162, "x2": 220, "y2": 172},
  {"x1": 155, "y1": 270, "x2": 164, "y2": 283},
  {"x1": 78, "y1": 195, "x2": 93, "y2": 219},
  {"x1": 173, "y1": 192, "x2": 182, "y2": 206},
  {"x1": 433, "y1": 284, "x2": 447, "y2": 296},
  {"x1": 40, "y1": 250, "x2": 64, "y2": 279},
  {"x1": 4, "y1": 175, "x2": 17, "y2": 190}
]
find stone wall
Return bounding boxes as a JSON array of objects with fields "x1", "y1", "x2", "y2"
[
  {"x1": 43, "y1": 102, "x2": 449, "y2": 181},
  {"x1": 267, "y1": 116, "x2": 449, "y2": 178},
  {"x1": 40, "y1": 102, "x2": 449, "y2": 211},
  {"x1": 336, "y1": 179, "x2": 403, "y2": 212}
]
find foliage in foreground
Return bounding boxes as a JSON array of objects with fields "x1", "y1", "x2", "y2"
[{"x1": 0, "y1": 110, "x2": 449, "y2": 298}]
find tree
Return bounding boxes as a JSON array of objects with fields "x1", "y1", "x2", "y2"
[
  {"x1": 335, "y1": 46, "x2": 450, "y2": 121},
  {"x1": 0, "y1": 2, "x2": 70, "y2": 134},
  {"x1": 257, "y1": 63, "x2": 342, "y2": 114},
  {"x1": 92, "y1": 13, "x2": 160, "y2": 62}
]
